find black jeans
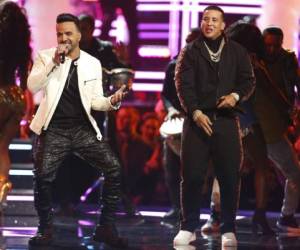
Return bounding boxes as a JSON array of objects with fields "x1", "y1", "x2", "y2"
[
  {"x1": 32, "y1": 124, "x2": 121, "y2": 228},
  {"x1": 180, "y1": 117, "x2": 242, "y2": 234}
]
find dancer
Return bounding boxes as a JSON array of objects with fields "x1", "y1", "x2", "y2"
[{"x1": 0, "y1": 1, "x2": 31, "y2": 206}]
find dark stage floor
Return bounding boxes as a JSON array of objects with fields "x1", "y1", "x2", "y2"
[{"x1": 0, "y1": 203, "x2": 300, "y2": 250}]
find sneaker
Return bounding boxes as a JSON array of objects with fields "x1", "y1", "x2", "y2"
[
  {"x1": 201, "y1": 213, "x2": 220, "y2": 233},
  {"x1": 276, "y1": 214, "x2": 300, "y2": 234},
  {"x1": 222, "y1": 232, "x2": 237, "y2": 247},
  {"x1": 173, "y1": 230, "x2": 196, "y2": 246},
  {"x1": 174, "y1": 245, "x2": 196, "y2": 250}
]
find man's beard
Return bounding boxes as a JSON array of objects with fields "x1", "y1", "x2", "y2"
[{"x1": 66, "y1": 44, "x2": 76, "y2": 55}]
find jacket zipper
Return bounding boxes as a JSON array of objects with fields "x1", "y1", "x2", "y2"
[{"x1": 84, "y1": 78, "x2": 97, "y2": 84}]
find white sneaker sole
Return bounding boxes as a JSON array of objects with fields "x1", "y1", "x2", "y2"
[
  {"x1": 222, "y1": 233, "x2": 237, "y2": 247},
  {"x1": 173, "y1": 231, "x2": 196, "y2": 246}
]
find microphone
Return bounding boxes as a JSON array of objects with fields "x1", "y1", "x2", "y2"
[
  {"x1": 57, "y1": 43, "x2": 70, "y2": 64},
  {"x1": 59, "y1": 52, "x2": 65, "y2": 64}
]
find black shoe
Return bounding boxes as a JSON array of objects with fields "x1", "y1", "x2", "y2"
[
  {"x1": 124, "y1": 204, "x2": 141, "y2": 218},
  {"x1": 163, "y1": 208, "x2": 180, "y2": 220},
  {"x1": 122, "y1": 196, "x2": 138, "y2": 217},
  {"x1": 28, "y1": 226, "x2": 53, "y2": 246},
  {"x1": 252, "y1": 209, "x2": 275, "y2": 235},
  {"x1": 276, "y1": 214, "x2": 300, "y2": 234},
  {"x1": 93, "y1": 224, "x2": 128, "y2": 248}
]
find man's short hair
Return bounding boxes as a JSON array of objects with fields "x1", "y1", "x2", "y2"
[
  {"x1": 56, "y1": 13, "x2": 80, "y2": 31},
  {"x1": 263, "y1": 26, "x2": 284, "y2": 40},
  {"x1": 203, "y1": 5, "x2": 225, "y2": 20},
  {"x1": 78, "y1": 14, "x2": 95, "y2": 30}
]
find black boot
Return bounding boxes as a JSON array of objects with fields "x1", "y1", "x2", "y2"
[
  {"x1": 93, "y1": 224, "x2": 128, "y2": 248},
  {"x1": 122, "y1": 193, "x2": 140, "y2": 217},
  {"x1": 29, "y1": 178, "x2": 54, "y2": 246},
  {"x1": 28, "y1": 225, "x2": 53, "y2": 246},
  {"x1": 252, "y1": 209, "x2": 274, "y2": 235}
]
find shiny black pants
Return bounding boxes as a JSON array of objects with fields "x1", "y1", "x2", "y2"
[{"x1": 32, "y1": 124, "x2": 121, "y2": 228}]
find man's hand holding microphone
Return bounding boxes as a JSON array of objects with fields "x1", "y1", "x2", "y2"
[{"x1": 53, "y1": 43, "x2": 70, "y2": 65}]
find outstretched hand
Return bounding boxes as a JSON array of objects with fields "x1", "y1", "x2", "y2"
[{"x1": 110, "y1": 85, "x2": 129, "y2": 106}]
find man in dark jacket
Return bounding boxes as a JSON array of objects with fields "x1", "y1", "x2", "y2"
[
  {"x1": 173, "y1": 5, "x2": 255, "y2": 247},
  {"x1": 258, "y1": 27, "x2": 300, "y2": 233},
  {"x1": 263, "y1": 26, "x2": 300, "y2": 106}
]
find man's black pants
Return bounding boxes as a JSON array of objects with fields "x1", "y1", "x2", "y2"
[
  {"x1": 180, "y1": 116, "x2": 242, "y2": 234},
  {"x1": 32, "y1": 124, "x2": 121, "y2": 228}
]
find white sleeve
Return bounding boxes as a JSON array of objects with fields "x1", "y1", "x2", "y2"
[
  {"x1": 27, "y1": 51, "x2": 57, "y2": 94},
  {"x1": 91, "y1": 60, "x2": 119, "y2": 111}
]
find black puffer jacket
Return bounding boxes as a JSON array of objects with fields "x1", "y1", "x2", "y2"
[{"x1": 175, "y1": 34, "x2": 255, "y2": 117}]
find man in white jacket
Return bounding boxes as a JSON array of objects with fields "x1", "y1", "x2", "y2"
[{"x1": 27, "y1": 13, "x2": 128, "y2": 248}]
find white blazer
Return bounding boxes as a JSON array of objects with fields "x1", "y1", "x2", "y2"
[{"x1": 28, "y1": 48, "x2": 117, "y2": 140}]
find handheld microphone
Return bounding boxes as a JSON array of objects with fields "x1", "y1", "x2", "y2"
[{"x1": 59, "y1": 52, "x2": 65, "y2": 64}]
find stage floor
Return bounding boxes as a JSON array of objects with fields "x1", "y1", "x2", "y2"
[{"x1": 0, "y1": 205, "x2": 300, "y2": 250}]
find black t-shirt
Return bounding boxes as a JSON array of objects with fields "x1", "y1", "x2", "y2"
[{"x1": 49, "y1": 58, "x2": 90, "y2": 129}]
